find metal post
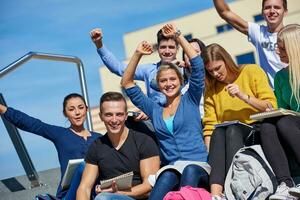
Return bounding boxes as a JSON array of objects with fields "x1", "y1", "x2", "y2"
[{"x1": 0, "y1": 93, "x2": 40, "y2": 188}]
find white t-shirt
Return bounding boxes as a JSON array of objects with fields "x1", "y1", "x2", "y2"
[{"x1": 248, "y1": 22, "x2": 286, "y2": 88}]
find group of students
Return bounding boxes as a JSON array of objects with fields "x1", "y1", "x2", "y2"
[{"x1": 1, "y1": 0, "x2": 300, "y2": 200}]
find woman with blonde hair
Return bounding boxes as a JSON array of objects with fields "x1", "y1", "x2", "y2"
[
  {"x1": 202, "y1": 43, "x2": 277, "y2": 199},
  {"x1": 121, "y1": 23, "x2": 209, "y2": 200},
  {"x1": 260, "y1": 24, "x2": 300, "y2": 200}
]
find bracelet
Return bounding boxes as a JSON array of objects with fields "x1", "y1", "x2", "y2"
[
  {"x1": 245, "y1": 94, "x2": 250, "y2": 104},
  {"x1": 175, "y1": 29, "x2": 181, "y2": 38}
]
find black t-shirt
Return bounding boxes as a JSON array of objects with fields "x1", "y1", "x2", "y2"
[{"x1": 85, "y1": 129, "x2": 159, "y2": 186}]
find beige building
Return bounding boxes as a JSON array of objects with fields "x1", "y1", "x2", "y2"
[{"x1": 92, "y1": 0, "x2": 300, "y2": 133}]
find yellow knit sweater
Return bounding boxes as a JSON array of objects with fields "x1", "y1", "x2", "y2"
[{"x1": 203, "y1": 64, "x2": 277, "y2": 137}]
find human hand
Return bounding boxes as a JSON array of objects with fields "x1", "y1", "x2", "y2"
[
  {"x1": 225, "y1": 83, "x2": 243, "y2": 98},
  {"x1": 0, "y1": 104, "x2": 7, "y2": 114},
  {"x1": 171, "y1": 60, "x2": 186, "y2": 68},
  {"x1": 265, "y1": 102, "x2": 274, "y2": 112},
  {"x1": 90, "y1": 28, "x2": 103, "y2": 49},
  {"x1": 134, "y1": 111, "x2": 149, "y2": 121},
  {"x1": 95, "y1": 181, "x2": 118, "y2": 194},
  {"x1": 162, "y1": 23, "x2": 177, "y2": 38},
  {"x1": 136, "y1": 41, "x2": 153, "y2": 55}
]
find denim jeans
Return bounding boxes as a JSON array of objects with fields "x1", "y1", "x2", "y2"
[
  {"x1": 94, "y1": 192, "x2": 135, "y2": 200},
  {"x1": 149, "y1": 164, "x2": 209, "y2": 200},
  {"x1": 63, "y1": 162, "x2": 85, "y2": 200}
]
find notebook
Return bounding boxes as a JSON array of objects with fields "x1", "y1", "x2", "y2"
[
  {"x1": 250, "y1": 108, "x2": 300, "y2": 121},
  {"x1": 100, "y1": 171, "x2": 134, "y2": 190},
  {"x1": 215, "y1": 120, "x2": 253, "y2": 128},
  {"x1": 61, "y1": 158, "x2": 84, "y2": 189},
  {"x1": 148, "y1": 161, "x2": 210, "y2": 187}
]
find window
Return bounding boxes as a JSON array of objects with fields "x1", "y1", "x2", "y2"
[
  {"x1": 254, "y1": 14, "x2": 264, "y2": 22},
  {"x1": 184, "y1": 34, "x2": 193, "y2": 41},
  {"x1": 236, "y1": 52, "x2": 256, "y2": 65},
  {"x1": 216, "y1": 24, "x2": 233, "y2": 33}
]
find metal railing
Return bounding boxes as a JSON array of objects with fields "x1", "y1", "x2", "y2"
[
  {"x1": 0, "y1": 93, "x2": 40, "y2": 188},
  {"x1": 0, "y1": 51, "x2": 93, "y2": 131},
  {"x1": 0, "y1": 51, "x2": 93, "y2": 188}
]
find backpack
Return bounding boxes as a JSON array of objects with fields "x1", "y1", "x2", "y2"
[
  {"x1": 163, "y1": 186, "x2": 211, "y2": 200},
  {"x1": 224, "y1": 145, "x2": 278, "y2": 200}
]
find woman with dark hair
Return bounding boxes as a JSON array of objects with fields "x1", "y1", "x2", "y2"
[
  {"x1": 201, "y1": 43, "x2": 277, "y2": 199},
  {"x1": 0, "y1": 93, "x2": 99, "y2": 199},
  {"x1": 182, "y1": 38, "x2": 206, "y2": 83},
  {"x1": 181, "y1": 38, "x2": 206, "y2": 123}
]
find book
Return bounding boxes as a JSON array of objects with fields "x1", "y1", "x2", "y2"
[
  {"x1": 214, "y1": 120, "x2": 253, "y2": 129},
  {"x1": 148, "y1": 161, "x2": 211, "y2": 187},
  {"x1": 100, "y1": 171, "x2": 134, "y2": 190},
  {"x1": 250, "y1": 108, "x2": 300, "y2": 121},
  {"x1": 61, "y1": 158, "x2": 84, "y2": 189}
]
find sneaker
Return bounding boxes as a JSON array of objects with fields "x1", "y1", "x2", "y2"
[
  {"x1": 289, "y1": 184, "x2": 300, "y2": 198},
  {"x1": 269, "y1": 182, "x2": 298, "y2": 200},
  {"x1": 212, "y1": 194, "x2": 227, "y2": 200}
]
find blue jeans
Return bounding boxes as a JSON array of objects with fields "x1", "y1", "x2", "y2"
[
  {"x1": 149, "y1": 164, "x2": 209, "y2": 200},
  {"x1": 94, "y1": 192, "x2": 135, "y2": 200},
  {"x1": 63, "y1": 162, "x2": 85, "y2": 200}
]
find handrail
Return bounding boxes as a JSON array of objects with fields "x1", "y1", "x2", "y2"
[
  {"x1": 0, "y1": 51, "x2": 93, "y2": 131},
  {"x1": 0, "y1": 93, "x2": 40, "y2": 188}
]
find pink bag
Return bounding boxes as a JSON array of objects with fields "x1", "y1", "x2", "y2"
[{"x1": 163, "y1": 186, "x2": 211, "y2": 200}]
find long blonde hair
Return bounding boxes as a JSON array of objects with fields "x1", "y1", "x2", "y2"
[
  {"x1": 278, "y1": 24, "x2": 300, "y2": 106},
  {"x1": 201, "y1": 43, "x2": 241, "y2": 88}
]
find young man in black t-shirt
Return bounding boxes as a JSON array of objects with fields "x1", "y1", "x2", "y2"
[{"x1": 76, "y1": 92, "x2": 160, "y2": 200}]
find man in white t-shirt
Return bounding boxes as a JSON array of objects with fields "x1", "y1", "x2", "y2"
[{"x1": 212, "y1": 0, "x2": 288, "y2": 88}]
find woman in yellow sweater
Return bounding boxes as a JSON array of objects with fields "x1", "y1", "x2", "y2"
[{"x1": 202, "y1": 43, "x2": 277, "y2": 199}]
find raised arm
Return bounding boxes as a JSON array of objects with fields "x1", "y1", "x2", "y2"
[
  {"x1": 162, "y1": 24, "x2": 197, "y2": 59},
  {"x1": 90, "y1": 28, "x2": 103, "y2": 49},
  {"x1": 162, "y1": 24, "x2": 205, "y2": 102},
  {"x1": 90, "y1": 28, "x2": 152, "y2": 80},
  {"x1": 76, "y1": 163, "x2": 99, "y2": 200},
  {"x1": 213, "y1": 0, "x2": 248, "y2": 35},
  {"x1": 121, "y1": 41, "x2": 153, "y2": 89},
  {"x1": 0, "y1": 104, "x2": 60, "y2": 141}
]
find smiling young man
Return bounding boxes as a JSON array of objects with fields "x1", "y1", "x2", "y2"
[
  {"x1": 90, "y1": 28, "x2": 179, "y2": 106},
  {"x1": 212, "y1": 0, "x2": 288, "y2": 88},
  {"x1": 76, "y1": 92, "x2": 160, "y2": 200}
]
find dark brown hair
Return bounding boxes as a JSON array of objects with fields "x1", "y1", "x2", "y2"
[
  {"x1": 99, "y1": 92, "x2": 127, "y2": 113},
  {"x1": 63, "y1": 93, "x2": 87, "y2": 114}
]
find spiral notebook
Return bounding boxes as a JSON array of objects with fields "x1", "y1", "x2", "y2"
[
  {"x1": 250, "y1": 108, "x2": 300, "y2": 121},
  {"x1": 100, "y1": 171, "x2": 133, "y2": 190},
  {"x1": 215, "y1": 120, "x2": 253, "y2": 128}
]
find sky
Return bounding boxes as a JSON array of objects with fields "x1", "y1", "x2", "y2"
[{"x1": 0, "y1": 0, "x2": 232, "y2": 180}]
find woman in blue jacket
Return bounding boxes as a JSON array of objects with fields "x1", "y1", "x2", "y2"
[
  {"x1": 121, "y1": 24, "x2": 209, "y2": 200},
  {"x1": 0, "y1": 93, "x2": 99, "y2": 199}
]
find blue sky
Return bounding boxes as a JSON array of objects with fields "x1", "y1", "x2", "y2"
[{"x1": 0, "y1": 0, "x2": 232, "y2": 179}]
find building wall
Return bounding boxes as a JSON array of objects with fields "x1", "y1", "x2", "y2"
[
  {"x1": 93, "y1": 0, "x2": 300, "y2": 132},
  {"x1": 123, "y1": 0, "x2": 300, "y2": 64}
]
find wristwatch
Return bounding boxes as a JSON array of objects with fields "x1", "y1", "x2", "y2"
[{"x1": 175, "y1": 29, "x2": 181, "y2": 38}]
